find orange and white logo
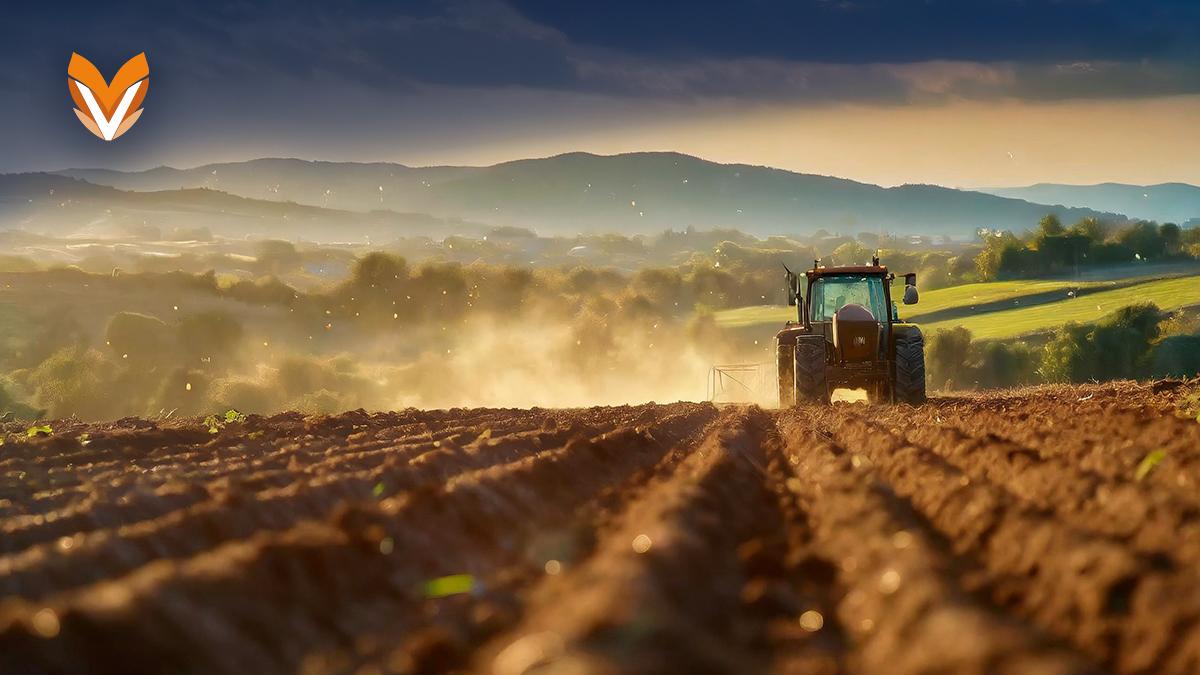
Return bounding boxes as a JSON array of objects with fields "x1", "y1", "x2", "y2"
[{"x1": 67, "y1": 52, "x2": 149, "y2": 141}]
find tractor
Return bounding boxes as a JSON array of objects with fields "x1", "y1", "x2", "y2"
[{"x1": 776, "y1": 256, "x2": 926, "y2": 406}]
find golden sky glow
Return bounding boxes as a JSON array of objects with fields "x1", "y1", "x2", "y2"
[{"x1": 438, "y1": 95, "x2": 1200, "y2": 188}]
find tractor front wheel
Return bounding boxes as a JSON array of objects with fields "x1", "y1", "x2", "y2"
[
  {"x1": 894, "y1": 330, "x2": 927, "y2": 405},
  {"x1": 794, "y1": 340, "x2": 829, "y2": 405}
]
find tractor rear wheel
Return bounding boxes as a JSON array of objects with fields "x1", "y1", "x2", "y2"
[
  {"x1": 894, "y1": 330, "x2": 927, "y2": 405},
  {"x1": 777, "y1": 343, "x2": 796, "y2": 408},
  {"x1": 794, "y1": 339, "x2": 828, "y2": 405}
]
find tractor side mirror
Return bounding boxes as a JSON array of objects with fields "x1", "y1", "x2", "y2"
[
  {"x1": 784, "y1": 266, "x2": 800, "y2": 306},
  {"x1": 903, "y1": 273, "x2": 919, "y2": 305}
]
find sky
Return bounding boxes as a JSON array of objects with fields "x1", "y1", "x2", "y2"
[{"x1": 1, "y1": 0, "x2": 1198, "y2": 187}]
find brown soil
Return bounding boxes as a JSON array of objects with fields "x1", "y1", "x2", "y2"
[{"x1": 1, "y1": 380, "x2": 1199, "y2": 674}]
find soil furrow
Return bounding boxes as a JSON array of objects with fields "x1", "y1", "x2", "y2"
[
  {"x1": 0, "y1": 404, "x2": 715, "y2": 674},
  {"x1": 819, "y1": 407, "x2": 1200, "y2": 673},
  {"x1": 773, "y1": 412, "x2": 1091, "y2": 675},
  {"x1": 473, "y1": 407, "x2": 780, "y2": 675}
]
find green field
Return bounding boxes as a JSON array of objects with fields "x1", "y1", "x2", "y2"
[
  {"x1": 715, "y1": 273, "x2": 1200, "y2": 340},
  {"x1": 921, "y1": 276, "x2": 1200, "y2": 339}
]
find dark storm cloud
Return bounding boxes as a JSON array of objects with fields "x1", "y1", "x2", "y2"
[
  {"x1": 3, "y1": 0, "x2": 1197, "y2": 101},
  {"x1": 512, "y1": 0, "x2": 1200, "y2": 66}
]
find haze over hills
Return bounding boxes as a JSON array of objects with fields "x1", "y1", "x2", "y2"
[
  {"x1": 58, "y1": 152, "x2": 1123, "y2": 237},
  {"x1": 0, "y1": 173, "x2": 484, "y2": 242},
  {"x1": 980, "y1": 183, "x2": 1200, "y2": 226}
]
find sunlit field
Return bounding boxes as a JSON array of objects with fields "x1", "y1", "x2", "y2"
[{"x1": 715, "y1": 269, "x2": 1200, "y2": 340}]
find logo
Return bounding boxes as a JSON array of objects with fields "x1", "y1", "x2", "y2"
[
  {"x1": 67, "y1": 52, "x2": 149, "y2": 141},
  {"x1": 853, "y1": 336, "x2": 867, "y2": 346}
]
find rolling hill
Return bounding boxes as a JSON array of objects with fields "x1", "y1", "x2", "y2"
[
  {"x1": 58, "y1": 152, "x2": 1123, "y2": 237},
  {"x1": 981, "y1": 182, "x2": 1200, "y2": 225},
  {"x1": 0, "y1": 173, "x2": 484, "y2": 242}
]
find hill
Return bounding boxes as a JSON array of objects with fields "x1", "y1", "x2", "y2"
[
  {"x1": 0, "y1": 173, "x2": 484, "y2": 242},
  {"x1": 59, "y1": 152, "x2": 1123, "y2": 236},
  {"x1": 981, "y1": 182, "x2": 1200, "y2": 225}
]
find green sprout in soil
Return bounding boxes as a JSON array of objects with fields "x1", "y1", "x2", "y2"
[
  {"x1": 204, "y1": 409, "x2": 247, "y2": 434},
  {"x1": 1135, "y1": 449, "x2": 1168, "y2": 482},
  {"x1": 26, "y1": 425, "x2": 52, "y2": 438}
]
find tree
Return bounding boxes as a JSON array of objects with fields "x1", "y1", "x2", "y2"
[
  {"x1": 1160, "y1": 223, "x2": 1182, "y2": 256},
  {"x1": 1070, "y1": 217, "x2": 1106, "y2": 242},
  {"x1": 1038, "y1": 214, "x2": 1064, "y2": 237},
  {"x1": 1118, "y1": 222, "x2": 1165, "y2": 259}
]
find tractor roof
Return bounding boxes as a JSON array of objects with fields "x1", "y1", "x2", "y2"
[{"x1": 806, "y1": 264, "x2": 889, "y2": 278}]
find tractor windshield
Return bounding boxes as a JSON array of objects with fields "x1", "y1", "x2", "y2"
[{"x1": 809, "y1": 275, "x2": 887, "y2": 322}]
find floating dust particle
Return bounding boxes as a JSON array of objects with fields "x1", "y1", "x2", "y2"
[
  {"x1": 860, "y1": 618, "x2": 875, "y2": 632},
  {"x1": 31, "y1": 608, "x2": 59, "y2": 638},
  {"x1": 493, "y1": 631, "x2": 566, "y2": 675},
  {"x1": 892, "y1": 530, "x2": 914, "y2": 550},
  {"x1": 799, "y1": 610, "x2": 824, "y2": 632},
  {"x1": 632, "y1": 534, "x2": 652, "y2": 553},
  {"x1": 185, "y1": 382, "x2": 192, "y2": 392},
  {"x1": 379, "y1": 537, "x2": 394, "y2": 555},
  {"x1": 879, "y1": 569, "x2": 901, "y2": 594},
  {"x1": 544, "y1": 559, "x2": 562, "y2": 575},
  {"x1": 56, "y1": 536, "x2": 74, "y2": 551}
]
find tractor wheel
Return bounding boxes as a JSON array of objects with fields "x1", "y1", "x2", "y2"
[
  {"x1": 777, "y1": 343, "x2": 796, "y2": 408},
  {"x1": 794, "y1": 339, "x2": 828, "y2": 405},
  {"x1": 894, "y1": 330, "x2": 927, "y2": 405}
]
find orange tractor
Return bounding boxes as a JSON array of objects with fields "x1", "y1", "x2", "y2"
[{"x1": 776, "y1": 256, "x2": 925, "y2": 406}]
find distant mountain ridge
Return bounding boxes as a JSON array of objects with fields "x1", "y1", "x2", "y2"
[
  {"x1": 980, "y1": 182, "x2": 1200, "y2": 225},
  {"x1": 57, "y1": 152, "x2": 1124, "y2": 237}
]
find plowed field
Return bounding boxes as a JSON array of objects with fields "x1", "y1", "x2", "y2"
[{"x1": 2, "y1": 380, "x2": 1199, "y2": 674}]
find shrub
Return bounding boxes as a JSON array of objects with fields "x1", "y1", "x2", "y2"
[
  {"x1": 22, "y1": 347, "x2": 117, "y2": 420},
  {"x1": 105, "y1": 312, "x2": 175, "y2": 366},
  {"x1": 1150, "y1": 336, "x2": 1200, "y2": 379},
  {"x1": 178, "y1": 311, "x2": 244, "y2": 364},
  {"x1": 972, "y1": 341, "x2": 1040, "y2": 388},
  {"x1": 927, "y1": 327, "x2": 972, "y2": 390},
  {"x1": 1041, "y1": 303, "x2": 1163, "y2": 382}
]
